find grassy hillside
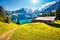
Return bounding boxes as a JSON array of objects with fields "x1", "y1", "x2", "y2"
[
  {"x1": 55, "y1": 20, "x2": 60, "y2": 24},
  {"x1": 0, "y1": 20, "x2": 60, "y2": 40},
  {"x1": 0, "y1": 21, "x2": 18, "y2": 35},
  {"x1": 10, "y1": 20, "x2": 60, "y2": 40}
]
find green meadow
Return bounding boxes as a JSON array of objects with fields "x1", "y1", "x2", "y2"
[{"x1": 0, "y1": 20, "x2": 60, "y2": 40}]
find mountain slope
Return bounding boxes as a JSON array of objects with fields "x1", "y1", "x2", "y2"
[
  {"x1": 0, "y1": 6, "x2": 7, "y2": 21},
  {"x1": 41, "y1": 1, "x2": 60, "y2": 13}
]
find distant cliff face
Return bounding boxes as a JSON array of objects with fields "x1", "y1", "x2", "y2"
[{"x1": 0, "y1": 6, "x2": 7, "y2": 21}]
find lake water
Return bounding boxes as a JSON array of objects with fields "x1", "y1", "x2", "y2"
[
  {"x1": 19, "y1": 19, "x2": 32, "y2": 24},
  {"x1": 12, "y1": 19, "x2": 32, "y2": 24}
]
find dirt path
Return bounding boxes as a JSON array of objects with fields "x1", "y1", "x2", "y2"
[{"x1": 0, "y1": 27, "x2": 19, "y2": 40}]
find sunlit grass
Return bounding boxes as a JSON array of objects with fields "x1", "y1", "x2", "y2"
[
  {"x1": 55, "y1": 20, "x2": 60, "y2": 24},
  {"x1": 0, "y1": 20, "x2": 60, "y2": 40},
  {"x1": 0, "y1": 21, "x2": 18, "y2": 35},
  {"x1": 10, "y1": 21, "x2": 60, "y2": 40}
]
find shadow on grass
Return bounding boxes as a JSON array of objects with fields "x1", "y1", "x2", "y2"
[{"x1": 47, "y1": 23, "x2": 60, "y2": 28}]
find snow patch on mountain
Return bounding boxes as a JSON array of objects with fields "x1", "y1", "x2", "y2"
[{"x1": 40, "y1": 1, "x2": 56, "y2": 11}]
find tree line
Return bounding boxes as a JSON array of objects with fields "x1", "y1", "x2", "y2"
[{"x1": 41, "y1": 6, "x2": 60, "y2": 20}]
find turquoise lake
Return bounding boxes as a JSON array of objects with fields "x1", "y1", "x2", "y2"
[{"x1": 12, "y1": 19, "x2": 32, "y2": 24}]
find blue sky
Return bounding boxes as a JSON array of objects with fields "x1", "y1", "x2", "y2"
[{"x1": 0, "y1": 0, "x2": 57, "y2": 11}]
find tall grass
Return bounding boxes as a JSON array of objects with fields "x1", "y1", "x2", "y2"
[
  {"x1": 10, "y1": 22, "x2": 60, "y2": 40},
  {"x1": 0, "y1": 21, "x2": 18, "y2": 35}
]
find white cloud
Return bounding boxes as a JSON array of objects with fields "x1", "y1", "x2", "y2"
[{"x1": 40, "y1": 1, "x2": 56, "y2": 11}]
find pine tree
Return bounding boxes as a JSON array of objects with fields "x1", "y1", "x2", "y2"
[{"x1": 56, "y1": 6, "x2": 60, "y2": 20}]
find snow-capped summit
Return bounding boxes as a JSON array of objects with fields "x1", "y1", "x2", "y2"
[{"x1": 40, "y1": 1, "x2": 60, "y2": 13}]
